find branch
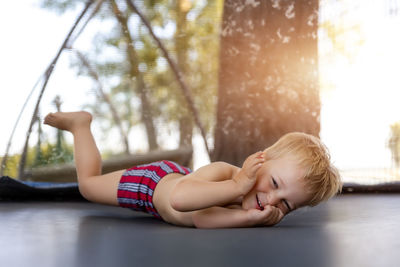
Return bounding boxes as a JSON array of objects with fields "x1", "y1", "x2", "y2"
[
  {"x1": 125, "y1": 0, "x2": 211, "y2": 158},
  {"x1": 18, "y1": 0, "x2": 94, "y2": 179},
  {"x1": 70, "y1": 0, "x2": 104, "y2": 44},
  {"x1": 111, "y1": 0, "x2": 159, "y2": 150},
  {"x1": 72, "y1": 48, "x2": 131, "y2": 154}
]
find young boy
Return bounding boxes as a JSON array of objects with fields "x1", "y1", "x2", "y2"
[{"x1": 44, "y1": 111, "x2": 341, "y2": 228}]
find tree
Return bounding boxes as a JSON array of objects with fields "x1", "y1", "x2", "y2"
[
  {"x1": 213, "y1": 0, "x2": 320, "y2": 165},
  {"x1": 39, "y1": 0, "x2": 221, "y2": 154},
  {"x1": 175, "y1": 0, "x2": 193, "y2": 147},
  {"x1": 110, "y1": 0, "x2": 159, "y2": 151},
  {"x1": 388, "y1": 122, "x2": 400, "y2": 168}
]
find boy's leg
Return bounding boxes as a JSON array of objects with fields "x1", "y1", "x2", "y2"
[{"x1": 44, "y1": 111, "x2": 123, "y2": 206}]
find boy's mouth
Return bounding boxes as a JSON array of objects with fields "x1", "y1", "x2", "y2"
[{"x1": 256, "y1": 194, "x2": 264, "y2": 210}]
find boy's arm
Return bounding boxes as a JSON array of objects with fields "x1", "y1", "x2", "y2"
[
  {"x1": 170, "y1": 162, "x2": 241, "y2": 212},
  {"x1": 192, "y1": 205, "x2": 284, "y2": 228},
  {"x1": 170, "y1": 152, "x2": 264, "y2": 212}
]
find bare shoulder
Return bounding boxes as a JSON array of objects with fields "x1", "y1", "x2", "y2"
[
  {"x1": 187, "y1": 161, "x2": 240, "y2": 182},
  {"x1": 198, "y1": 161, "x2": 239, "y2": 171}
]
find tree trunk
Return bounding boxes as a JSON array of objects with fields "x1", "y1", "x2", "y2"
[
  {"x1": 176, "y1": 0, "x2": 193, "y2": 148},
  {"x1": 213, "y1": 0, "x2": 320, "y2": 165},
  {"x1": 126, "y1": 0, "x2": 210, "y2": 156}
]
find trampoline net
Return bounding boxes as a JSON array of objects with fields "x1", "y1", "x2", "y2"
[{"x1": 1, "y1": 0, "x2": 400, "y2": 187}]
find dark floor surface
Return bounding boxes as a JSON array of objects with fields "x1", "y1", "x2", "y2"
[{"x1": 1, "y1": 194, "x2": 399, "y2": 267}]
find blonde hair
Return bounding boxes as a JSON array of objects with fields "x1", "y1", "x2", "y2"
[{"x1": 264, "y1": 132, "x2": 342, "y2": 207}]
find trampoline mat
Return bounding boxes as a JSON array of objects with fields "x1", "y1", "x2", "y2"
[{"x1": 1, "y1": 194, "x2": 399, "y2": 267}]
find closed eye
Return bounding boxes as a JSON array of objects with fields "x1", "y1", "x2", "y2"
[
  {"x1": 272, "y1": 177, "x2": 291, "y2": 212},
  {"x1": 283, "y1": 200, "x2": 292, "y2": 212},
  {"x1": 272, "y1": 177, "x2": 278, "y2": 188}
]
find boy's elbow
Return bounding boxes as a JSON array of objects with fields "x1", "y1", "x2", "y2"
[
  {"x1": 78, "y1": 180, "x2": 94, "y2": 202},
  {"x1": 192, "y1": 211, "x2": 210, "y2": 229},
  {"x1": 169, "y1": 182, "x2": 189, "y2": 212},
  {"x1": 169, "y1": 193, "x2": 183, "y2": 212}
]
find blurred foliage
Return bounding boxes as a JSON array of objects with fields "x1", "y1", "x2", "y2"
[
  {"x1": 31, "y1": 142, "x2": 74, "y2": 167},
  {"x1": 319, "y1": 19, "x2": 365, "y2": 61},
  {"x1": 40, "y1": 0, "x2": 223, "y2": 151},
  {"x1": 1, "y1": 109, "x2": 73, "y2": 178},
  {"x1": 1, "y1": 142, "x2": 73, "y2": 178},
  {"x1": 40, "y1": 0, "x2": 84, "y2": 13},
  {"x1": 1, "y1": 154, "x2": 20, "y2": 178},
  {"x1": 319, "y1": 0, "x2": 366, "y2": 92}
]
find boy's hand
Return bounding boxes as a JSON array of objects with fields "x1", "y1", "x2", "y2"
[
  {"x1": 247, "y1": 205, "x2": 284, "y2": 226},
  {"x1": 233, "y1": 151, "x2": 264, "y2": 196}
]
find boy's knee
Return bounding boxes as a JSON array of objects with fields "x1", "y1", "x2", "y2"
[
  {"x1": 77, "y1": 174, "x2": 120, "y2": 206},
  {"x1": 78, "y1": 180, "x2": 94, "y2": 201}
]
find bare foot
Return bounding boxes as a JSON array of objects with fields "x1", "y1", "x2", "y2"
[{"x1": 44, "y1": 111, "x2": 92, "y2": 133}]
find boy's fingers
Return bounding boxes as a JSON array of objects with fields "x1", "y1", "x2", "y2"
[
  {"x1": 251, "y1": 152, "x2": 262, "y2": 160},
  {"x1": 255, "y1": 151, "x2": 264, "y2": 159},
  {"x1": 261, "y1": 205, "x2": 284, "y2": 224},
  {"x1": 262, "y1": 205, "x2": 274, "y2": 217},
  {"x1": 272, "y1": 209, "x2": 284, "y2": 224},
  {"x1": 248, "y1": 151, "x2": 261, "y2": 160},
  {"x1": 251, "y1": 156, "x2": 264, "y2": 167},
  {"x1": 250, "y1": 206, "x2": 283, "y2": 226}
]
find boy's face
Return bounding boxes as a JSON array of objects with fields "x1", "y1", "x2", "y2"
[{"x1": 242, "y1": 154, "x2": 310, "y2": 215}]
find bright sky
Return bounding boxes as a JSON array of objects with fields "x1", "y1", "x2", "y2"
[
  {"x1": 319, "y1": 0, "x2": 400, "y2": 172},
  {"x1": 1, "y1": 0, "x2": 400, "y2": 173},
  {"x1": 0, "y1": 1, "x2": 93, "y2": 158}
]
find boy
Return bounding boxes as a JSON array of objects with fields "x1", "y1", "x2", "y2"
[{"x1": 44, "y1": 111, "x2": 341, "y2": 228}]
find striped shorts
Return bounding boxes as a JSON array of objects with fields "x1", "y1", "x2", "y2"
[{"x1": 117, "y1": 160, "x2": 192, "y2": 218}]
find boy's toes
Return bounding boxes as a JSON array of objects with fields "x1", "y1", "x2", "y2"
[{"x1": 43, "y1": 113, "x2": 53, "y2": 124}]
